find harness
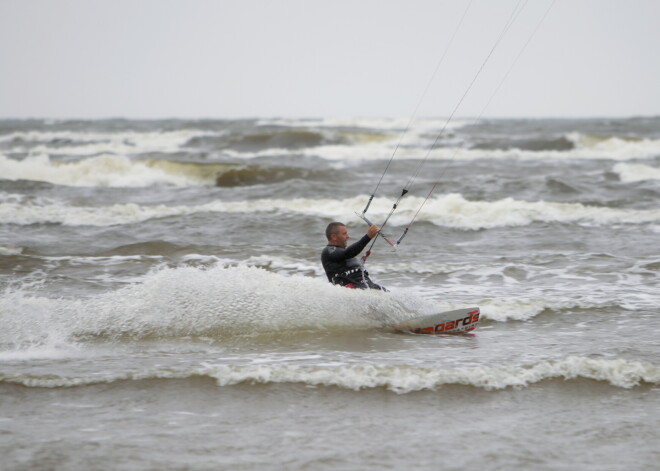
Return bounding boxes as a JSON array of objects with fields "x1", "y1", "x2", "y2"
[{"x1": 331, "y1": 267, "x2": 362, "y2": 285}]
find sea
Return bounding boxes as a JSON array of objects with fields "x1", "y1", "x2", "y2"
[{"x1": 1, "y1": 116, "x2": 659, "y2": 471}]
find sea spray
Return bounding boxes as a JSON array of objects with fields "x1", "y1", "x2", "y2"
[{"x1": 0, "y1": 265, "x2": 412, "y2": 349}]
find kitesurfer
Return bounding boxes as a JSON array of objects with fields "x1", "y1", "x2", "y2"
[{"x1": 321, "y1": 222, "x2": 386, "y2": 291}]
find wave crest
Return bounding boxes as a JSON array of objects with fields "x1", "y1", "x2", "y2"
[
  {"x1": 2, "y1": 357, "x2": 657, "y2": 392},
  {"x1": 613, "y1": 162, "x2": 660, "y2": 182},
  {"x1": 0, "y1": 154, "x2": 243, "y2": 187},
  {"x1": 3, "y1": 193, "x2": 659, "y2": 228}
]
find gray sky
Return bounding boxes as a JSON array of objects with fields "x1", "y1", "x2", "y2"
[{"x1": 1, "y1": 0, "x2": 658, "y2": 119}]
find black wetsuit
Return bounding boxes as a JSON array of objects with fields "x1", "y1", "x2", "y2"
[{"x1": 321, "y1": 235, "x2": 385, "y2": 290}]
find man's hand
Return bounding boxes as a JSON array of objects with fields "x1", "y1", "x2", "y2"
[{"x1": 367, "y1": 224, "x2": 380, "y2": 239}]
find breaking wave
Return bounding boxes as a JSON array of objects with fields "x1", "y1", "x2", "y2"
[
  {"x1": 0, "y1": 154, "x2": 240, "y2": 187},
  {"x1": 3, "y1": 123, "x2": 659, "y2": 163},
  {"x1": 2, "y1": 357, "x2": 657, "y2": 392},
  {"x1": 0, "y1": 128, "x2": 214, "y2": 155},
  {"x1": 255, "y1": 117, "x2": 471, "y2": 131},
  {"x1": 214, "y1": 166, "x2": 323, "y2": 186},
  {"x1": 3, "y1": 193, "x2": 659, "y2": 228},
  {"x1": 613, "y1": 162, "x2": 660, "y2": 182},
  {"x1": 276, "y1": 131, "x2": 660, "y2": 162}
]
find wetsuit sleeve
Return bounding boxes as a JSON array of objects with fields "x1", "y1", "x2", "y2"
[{"x1": 325, "y1": 234, "x2": 371, "y2": 262}]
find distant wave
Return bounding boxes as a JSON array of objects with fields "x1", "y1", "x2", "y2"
[
  {"x1": 470, "y1": 131, "x2": 660, "y2": 156},
  {"x1": 0, "y1": 244, "x2": 23, "y2": 256},
  {"x1": 215, "y1": 166, "x2": 324, "y2": 186},
  {"x1": 612, "y1": 162, "x2": 660, "y2": 182},
  {"x1": 3, "y1": 124, "x2": 659, "y2": 163},
  {"x1": 1, "y1": 125, "x2": 394, "y2": 155},
  {"x1": 187, "y1": 128, "x2": 392, "y2": 151},
  {"x1": 2, "y1": 357, "x2": 657, "y2": 392},
  {"x1": 215, "y1": 132, "x2": 660, "y2": 162},
  {"x1": 401, "y1": 193, "x2": 660, "y2": 229},
  {"x1": 255, "y1": 117, "x2": 472, "y2": 131},
  {"x1": 298, "y1": 132, "x2": 660, "y2": 162},
  {"x1": 3, "y1": 193, "x2": 659, "y2": 228},
  {"x1": 0, "y1": 128, "x2": 214, "y2": 155},
  {"x1": 4, "y1": 127, "x2": 660, "y2": 166},
  {"x1": 472, "y1": 135, "x2": 575, "y2": 152},
  {"x1": 0, "y1": 154, "x2": 287, "y2": 187}
]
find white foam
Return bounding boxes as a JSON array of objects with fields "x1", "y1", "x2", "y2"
[
  {"x1": 477, "y1": 297, "x2": 595, "y2": 322},
  {"x1": 0, "y1": 245, "x2": 23, "y2": 256},
  {"x1": 0, "y1": 288, "x2": 74, "y2": 354},
  {"x1": 612, "y1": 162, "x2": 660, "y2": 182},
  {"x1": 204, "y1": 356, "x2": 660, "y2": 391},
  {"x1": 0, "y1": 128, "x2": 214, "y2": 155},
  {"x1": 2, "y1": 357, "x2": 657, "y2": 392},
  {"x1": 567, "y1": 132, "x2": 660, "y2": 160},
  {"x1": 221, "y1": 137, "x2": 660, "y2": 162},
  {"x1": 0, "y1": 265, "x2": 410, "y2": 352},
  {"x1": 255, "y1": 117, "x2": 470, "y2": 132},
  {"x1": 5, "y1": 127, "x2": 659, "y2": 163},
  {"x1": 0, "y1": 344, "x2": 81, "y2": 361},
  {"x1": 405, "y1": 193, "x2": 660, "y2": 229},
  {"x1": 243, "y1": 255, "x2": 323, "y2": 276},
  {"x1": 0, "y1": 154, "x2": 214, "y2": 187},
  {"x1": 320, "y1": 131, "x2": 660, "y2": 162},
  {"x1": 3, "y1": 193, "x2": 658, "y2": 228}
]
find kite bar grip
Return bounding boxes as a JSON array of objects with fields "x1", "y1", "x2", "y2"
[{"x1": 355, "y1": 212, "x2": 396, "y2": 247}]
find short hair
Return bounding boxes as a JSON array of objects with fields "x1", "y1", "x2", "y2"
[{"x1": 325, "y1": 222, "x2": 345, "y2": 241}]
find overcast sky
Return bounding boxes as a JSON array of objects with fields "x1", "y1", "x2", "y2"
[{"x1": 1, "y1": 0, "x2": 658, "y2": 120}]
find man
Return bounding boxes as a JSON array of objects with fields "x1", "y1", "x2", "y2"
[{"x1": 321, "y1": 222, "x2": 386, "y2": 291}]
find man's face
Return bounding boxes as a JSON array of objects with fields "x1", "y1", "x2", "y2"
[{"x1": 333, "y1": 226, "x2": 349, "y2": 248}]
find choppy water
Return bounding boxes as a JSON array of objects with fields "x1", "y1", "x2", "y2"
[{"x1": 1, "y1": 117, "x2": 659, "y2": 470}]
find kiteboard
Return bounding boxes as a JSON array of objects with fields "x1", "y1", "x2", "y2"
[{"x1": 390, "y1": 307, "x2": 480, "y2": 334}]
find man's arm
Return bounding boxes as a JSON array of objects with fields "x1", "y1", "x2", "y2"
[{"x1": 341, "y1": 234, "x2": 372, "y2": 259}]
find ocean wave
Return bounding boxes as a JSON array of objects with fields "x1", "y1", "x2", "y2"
[
  {"x1": 0, "y1": 154, "x2": 244, "y2": 187},
  {"x1": 191, "y1": 127, "x2": 394, "y2": 151},
  {"x1": 0, "y1": 244, "x2": 23, "y2": 256},
  {"x1": 220, "y1": 139, "x2": 660, "y2": 162},
  {"x1": 2, "y1": 357, "x2": 657, "y2": 392},
  {"x1": 406, "y1": 194, "x2": 660, "y2": 229},
  {"x1": 214, "y1": 166, "x2": 323, "y2": 186},
  {"x1": 255, "y1": 117, "x2": 471, "y2": 132},
  {"x1": 475, "y1": 297, "x2": 596, "y2": 322},
  {"x1": 612, "y1": 162, "x2": 660, "y2": 182},
  {"x1": 0, "y1": 154, "x2": 330, "y2": 188},
  {"x1": 3, "y1": 193, "x2": 659, "y2": 228},
  {"x1": 294, "y1": 131, "x2": 660, "y2": 162},
  {"x1": 187, "y1": 129, "x2": 336, "y2": 152},
  {"x1": 472, "y1": 135, "x2": 575, "y2": 152},
  {"x1": 566, "y1": 133, "x2": 660, "y2": 159},
  {"x1": 477, "y1": 132, "x2": 660, "y2": 158},
  {"x1": 4, "y1": 124, "x2": 659, "y2": 163},
  {"x1": 0, "y1": 128, "x2": 214, "y2": 155}
]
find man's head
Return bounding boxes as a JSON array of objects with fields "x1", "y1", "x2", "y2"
[{"x1": 325, "y1": 222, "x2": 349, "y2": 248}]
